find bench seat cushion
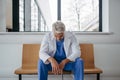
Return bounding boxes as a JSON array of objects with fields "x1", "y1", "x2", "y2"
[
  {"x1": 15, "y1": 68, "x2": 38, "y2": 74},
  {"x1": 84, "y1": 67, "x2": 102, "y2": 74},
  {"x1": 15, "y1": 67, "x2": 102, "y2": 75}
]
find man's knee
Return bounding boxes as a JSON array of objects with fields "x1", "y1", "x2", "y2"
[
  {"x1": 75, "y1": 57, "x2": 83, "y2": 62},
  {"x1": 38, "y1": 59, "x2": 44, "y2": 67}
]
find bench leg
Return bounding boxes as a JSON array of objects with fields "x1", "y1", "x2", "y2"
[
  {"x1": 19, "y1": 74, "x2": 22, "y2": 80},
  {"x1": 97, "y1": 73, "x2": 100, "y2": 80}
]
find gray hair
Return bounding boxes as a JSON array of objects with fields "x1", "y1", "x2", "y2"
[{"x1": 52, "y1": 21, "x2": 65, "y2": 33}]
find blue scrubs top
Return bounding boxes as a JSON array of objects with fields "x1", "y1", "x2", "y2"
[{"x1": 54, "y1": 38, "x2": 66, "y2": 63}]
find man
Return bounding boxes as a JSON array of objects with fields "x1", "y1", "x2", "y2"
[{"x1": 38, "y1": 21, "x2": 84, "y2": 80}]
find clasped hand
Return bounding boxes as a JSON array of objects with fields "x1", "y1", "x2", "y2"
[
  {"x1": 51, "y1": 59, "x2": 65, "y2": 75},
  {"x1": 48, "y1": 57, "x2": 70, "y2": 75}
]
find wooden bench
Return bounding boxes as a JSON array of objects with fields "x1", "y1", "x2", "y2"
[{"x1": 14, "y1": 44, "x2": 103, "y2": 80}]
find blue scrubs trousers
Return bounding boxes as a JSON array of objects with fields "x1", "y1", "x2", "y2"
[{"x1": 38, "y1": 58, "x2": 84, "y2": 80}]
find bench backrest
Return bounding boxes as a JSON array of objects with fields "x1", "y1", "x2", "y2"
[
  {"x1": 80, "y1": 44, "x2": 95, "y2": 69},
  {"x1": 21, "y1": 44, "x2": 95, "y2": 69},
  {"x1": 22, "y1": 44, "x2": 40, "y2": 69}
]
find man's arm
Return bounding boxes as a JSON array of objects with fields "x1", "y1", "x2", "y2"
[
  {"x1": 67, "y1": 33, "x2": 80, "y2": 61},
  {"x1": 48, "y1": 57, "x2": 60, "y2": 74},
  {"x1": 59, "y1": 58, "x2": 71, "y2": 73},
  {"x1": 39, "y1": 33, "x2": 51, "y2": 64}
]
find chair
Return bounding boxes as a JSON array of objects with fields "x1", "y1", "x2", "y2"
[
  {"x1": 14, "y1": 44, "x2": 40, "y2": 80},
  {"x1": 14, "y1": 43, "x2": 102, "y2": 80},
  {"x1": 80, "y1": 44, "x2": 103, "y2": 80}
]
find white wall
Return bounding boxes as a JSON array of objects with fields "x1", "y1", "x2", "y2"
[{"x1": 0, "y1": 0, "x2": 120, "y2": 80}]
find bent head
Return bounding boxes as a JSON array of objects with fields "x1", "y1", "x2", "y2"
[{"x1": 52, "y1": 21, "x2": 65, "y2": 41}]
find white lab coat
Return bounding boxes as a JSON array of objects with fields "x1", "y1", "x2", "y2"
[{"x1": 39, "y1": 31, "x2": 81, "y2": 64}]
